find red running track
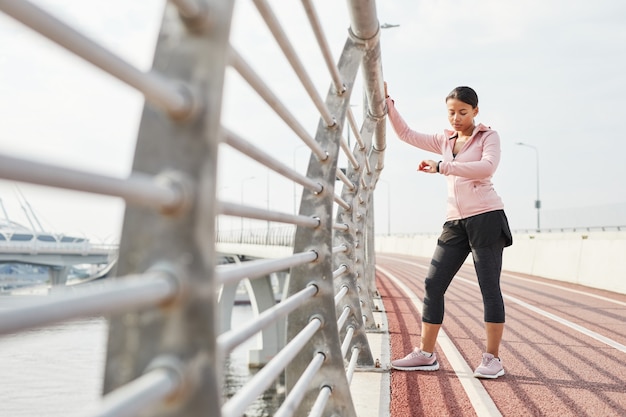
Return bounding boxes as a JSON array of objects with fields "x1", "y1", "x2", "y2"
[{"x1": 376, "y1": 253, "x2": 626, "y2": 417}]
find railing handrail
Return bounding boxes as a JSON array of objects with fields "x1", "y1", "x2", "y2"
[{"x1": 0, "y1": 1, "x2": 387, "y2": 416}]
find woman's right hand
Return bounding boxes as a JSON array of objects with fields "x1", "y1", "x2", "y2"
[{"x1": 418, "y1": 160, "x2": 438, "y2": 174}]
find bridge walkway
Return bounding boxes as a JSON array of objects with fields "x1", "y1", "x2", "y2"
[{"x1": 375, "y1": 253, "x2": 626, "y2": 417}]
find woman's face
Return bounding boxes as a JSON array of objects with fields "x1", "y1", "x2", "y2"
[{"x1": 447, "y1": 98, "x2": 478, "y2": 134}]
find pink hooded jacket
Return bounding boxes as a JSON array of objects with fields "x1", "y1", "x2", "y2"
[{"x1": 386, "y1": 97, "x2": 504, "y2": 221}]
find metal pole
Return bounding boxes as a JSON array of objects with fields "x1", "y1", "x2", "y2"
[
  {"x1": 0, "y1": 0, "x2": 195, "y2": 120},
  {"x1": 377, "y1": 179, "x2": 391, "y2": 235},
  {"x1": 241, "y1": 176, "x2": 256, "y2": 241},
  {"x1": 266, "y1": 169, "x2": 270, "y2": 245},
  {"x1": 516, "y1": 142, "x2": 541, "y2": 230},
  {"x1": 216, "y1": 186, "x2": 230, "y2": 239}
]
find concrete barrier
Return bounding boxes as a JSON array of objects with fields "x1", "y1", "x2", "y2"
[{"x1": 375, "y1": 230, "x2": 626, "y2": 295}]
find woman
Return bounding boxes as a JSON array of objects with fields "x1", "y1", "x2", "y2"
[{"x1": 385, "y1": 84, "x2": 512, "y2": 379}]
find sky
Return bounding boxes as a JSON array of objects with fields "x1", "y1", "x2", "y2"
[{"x1": 1, "y1": 0, "x2": 625, "y2": 242}]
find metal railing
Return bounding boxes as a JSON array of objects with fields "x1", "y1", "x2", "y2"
[{"x1": 0, "y1": 0, "x2": 387, "y2": 416}]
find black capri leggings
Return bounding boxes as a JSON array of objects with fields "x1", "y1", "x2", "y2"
[{"x1": 422, "y1": 210, "x2": 512, "y2": 324}]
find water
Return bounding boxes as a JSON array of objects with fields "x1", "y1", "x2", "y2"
[
  {"x1": 222, "y1": 305, "x2": 284, "y2": 417},
  {"x1": 0, "y1": 315, "x2": 106, "y2": 417},
  {"x1": 0, "y1": 300, "x2": 281, "y2": 416}
]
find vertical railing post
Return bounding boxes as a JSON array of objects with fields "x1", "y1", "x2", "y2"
[
  {"x1": 347, "y1": 1, "x2": 387, "y2": 315},
  {"x1": 333, "y1": 123, "x2": 375, "y2": 367},
  {"x1": 348, "y1": 116, "x2": 379, "y2": 330},
  {"x1": 102, "y1": 2, "x2": 235, "y2": 416},
  {"x1": 286, "y1": 35, "x2": 364, "y2": 417},
  {"x1": 364, "y1": 190, "x2": 379, "y2": 299}
]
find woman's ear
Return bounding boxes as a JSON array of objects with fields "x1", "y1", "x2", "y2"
[{"x1": 474, "y1": 106, "x2": 479, "y2": 118}]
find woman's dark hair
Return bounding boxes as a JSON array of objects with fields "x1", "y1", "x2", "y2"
[{"x1": 446, "y1": 86, "x2": 478, "y2": 108}]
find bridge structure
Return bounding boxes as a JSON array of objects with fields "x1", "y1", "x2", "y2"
[
  {"x1": 0, "y1": 234, "x2": 117, "y2": 287},
  {"x1": 0, "y1": 1, "x2": 393, "y2": 416}
]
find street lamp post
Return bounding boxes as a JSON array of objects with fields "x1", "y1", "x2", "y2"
[
  {"x1": 266, "y1": 169, "x2": 270, "y2": 245},
  {"x1": 378, "y1": 179, "x2": 391, "y2": 236},
  {"x1": 216, "y1": 186, "x2": 230, "y2": 240},
  {"x1": 240, "y1": 176, "x2": 256, "y2": 242},
  {"x1": 515, "y1": 142, "x2": 541, "y2": 230}
]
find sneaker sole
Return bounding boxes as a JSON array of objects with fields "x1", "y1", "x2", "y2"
[
  {"x1": 473, "y1": 369, "x2": 505, "y2": 379},
  {"x1": 391, "y1": 361, "x2": 440, "y2": 371}
]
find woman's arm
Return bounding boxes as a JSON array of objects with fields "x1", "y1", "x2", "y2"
[
  {"x1": 438, "y1": 131, "x2": 501, "y2": 179},
  {"x1": 386, "y1": 97, "x2": 443, "y2": 155}
]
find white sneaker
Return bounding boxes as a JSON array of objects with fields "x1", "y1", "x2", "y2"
[
  {"x1": 473, "y1": 353, "x2": 505, "y2": 379},
  {"x1": 391, "y1": 347, "x2": 439, "y2": 371}
]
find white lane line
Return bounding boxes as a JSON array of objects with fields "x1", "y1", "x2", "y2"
[
  {"x1": 501, "y1": 272, "x2": 626, "y2": 307},
  {"x1": 379, "y1": 254, "x2": 626, "y2": 307},
  {"x1": 379, "y1": 255, "x2": 626, "y2": 354},
  {"x1": 376, "y1": 265, "x2": 502, "y2": 417},
  {"x1": 376, "y1": 255, "x2": 429, "y2": 271},
  {"x1": 456, "y1": 276, "x2": 626, "y2": 354}
]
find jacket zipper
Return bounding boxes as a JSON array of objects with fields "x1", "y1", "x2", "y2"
[
  {"x1": 451, "y1": 145, "x2": 464, "y2": 219},
  {"x1": 451, "y1": 133, "x2": 475, "y2": 219}
]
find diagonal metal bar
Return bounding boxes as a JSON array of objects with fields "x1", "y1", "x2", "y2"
[
  {"x1": 216, "y1": 251, "x2": 318, "y2": 285},
  {"x1": 217, "y1": 284, "x2": 318, "y2": 355},
  {"x1": 253, "y1": 0, "x2": 337, "y2": 127},
  {"x1": 0, "y1": 0, "x2": 195, "y2": 120},
  {"x1": 273, "y1": 352, "x2": 326, "y2": 417},
  {"x1": 89, "y1": 362, "x2": 183, "y2": 417},
  {"x1": 0, "y1": 154, "x2": 187, "y2": 214},
  {"x1": 221, "y1": 318, "x2": 323, "y2": 417},
  {"x1": 228, "y1": 47, "x2": 328, "y2": 161},
  {"x1": 218, "y1": 201, "x2": 320, "y2": 228},
  {"x1": 0, "y1": 270, "x2": 178, "y2": 336},
  {"x1": 222, "y1": 128, "x2": 323, "y2": 193},
  {"x1": 300, "y1": 0, "x2": 345, "y2": 94}
]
